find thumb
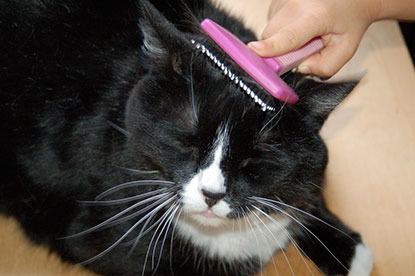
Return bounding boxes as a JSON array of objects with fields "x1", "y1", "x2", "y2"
[{"x1": 298, "y1": 35, "x2": 358, "y2": 76}]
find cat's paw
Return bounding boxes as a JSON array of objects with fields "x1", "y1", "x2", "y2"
[{"x1": 347, "y1": 243, "x2": 373, "y2": 276}]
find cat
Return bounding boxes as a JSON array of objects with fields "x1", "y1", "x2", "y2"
[{"x1": 0, "y1": 0, "x2": 373, "y2": 275}]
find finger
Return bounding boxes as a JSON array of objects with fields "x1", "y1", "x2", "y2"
[
  {"x1": 262, "y1": 1, "x2": 299, "y2": 39},
  {"x1": 248, "y1": 20, "x2": 323, "y2": 57},
  {"x1": 298, "y1": 35, "x2": 358, "y2": 76},
  {"x1": 266, "y1": 0, "x2": 290, "y2": 24},
  {"x1": 267, "y1": 0, "x2": 283, "y2": 20}
]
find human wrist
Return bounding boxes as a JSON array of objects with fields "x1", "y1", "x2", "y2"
[
  {"x1": 356, "y1": 0, "x2": 383, "y2": 24},
  {"x1": 375, "y1": 0, "x2": 415, "y2": 20}
]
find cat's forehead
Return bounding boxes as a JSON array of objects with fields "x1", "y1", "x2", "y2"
[{"x1": 188, "y1": 37, "x2": 280, "y2": 115}]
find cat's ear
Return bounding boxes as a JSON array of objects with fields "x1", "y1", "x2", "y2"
[
  {"x1": 139, "y1": 1, "x2": 188, "y2": 62},
  {"x1": 290, "y1": 76, "x2": 358, "y2": 129}
]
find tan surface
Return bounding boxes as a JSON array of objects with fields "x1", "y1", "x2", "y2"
[
  {"x1": 1, "y1": 0, "x2": 415, "y2": 275},
  {"x1": 0, "y1": 216, "x2": 97, "y2": 276}
]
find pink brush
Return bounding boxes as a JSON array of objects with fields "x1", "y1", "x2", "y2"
[{"x1": 199, "y1": 18, "x2": 324, "y2": 105}]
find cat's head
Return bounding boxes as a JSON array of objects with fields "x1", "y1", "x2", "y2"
[{"x1": 125, "y1": 2, "x2": 356, "y2": 228}]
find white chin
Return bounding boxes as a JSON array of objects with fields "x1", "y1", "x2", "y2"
[{"x1": 189, "y1": 213, "x2": 226, "y2": 228}]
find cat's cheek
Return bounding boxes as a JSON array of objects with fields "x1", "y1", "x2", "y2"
[
  {"x1": 180, "y1": 176, "x2": 207, "y2": 213},
  {"x1": 210, "y1": 200, "x2": 232, "y2": 217}
]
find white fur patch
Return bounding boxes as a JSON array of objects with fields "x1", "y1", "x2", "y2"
[
  {"x1": 175, "y1": 214, "x2": 291, "y2": 263},
  {"x1": 347, "y1": 243, "x2": 373, "y2": 276},
  {"x1": 199, "y1": 139, "x2": 226, "y2": 194},
  {"x1": 181, "y1": 127, "x2": 229, "y2": 227}
]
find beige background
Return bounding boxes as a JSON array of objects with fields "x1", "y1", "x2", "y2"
[{"x1": 1, "y1": 0, "x2": 415, "y2": 275}]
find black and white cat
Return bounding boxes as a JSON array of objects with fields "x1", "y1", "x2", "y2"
[{"x1": 0, "y1": 0, "x2": 373, "y2": 275}]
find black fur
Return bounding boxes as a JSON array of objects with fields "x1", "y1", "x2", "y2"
[{"x1": 0, "y1": 0, "x2": 365, "y2": 275}]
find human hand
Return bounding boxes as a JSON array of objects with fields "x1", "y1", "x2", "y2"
[{"x1": 248, "y1": 0, "x2": 380, "y2": 76}]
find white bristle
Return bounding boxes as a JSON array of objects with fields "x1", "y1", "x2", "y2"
[{"x1": 191, "y1": 39, "x2": 276, "y2": 112}]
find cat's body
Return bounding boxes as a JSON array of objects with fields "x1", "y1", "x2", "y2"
[{"x1": 0, "y1": 0, "x2": 372, "y2": 275}]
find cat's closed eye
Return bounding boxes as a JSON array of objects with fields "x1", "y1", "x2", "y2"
[{"x1": 240, "y1": 157, "x2": 280, "y2": 180}]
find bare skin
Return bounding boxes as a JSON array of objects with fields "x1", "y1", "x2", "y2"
[{"x1": 248, "y1": 0, "x2": 415, "y2": 76}]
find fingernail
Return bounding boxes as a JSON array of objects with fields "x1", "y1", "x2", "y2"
[
  {"x1": 298, "y1": 65, "x2": 311, "y2": 74},
  {"x1": 248, "y1": 41, "x2": 265, "y2": 51}
]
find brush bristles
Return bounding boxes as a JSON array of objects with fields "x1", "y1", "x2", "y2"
[{"x1": 191, "y1": 39, "x2": 276, "y2": 112}]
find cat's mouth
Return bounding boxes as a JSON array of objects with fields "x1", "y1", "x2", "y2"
[
  {"x1": 183, "y1": 208, "x2": 228, "y2": 228},
  {"x1": 201, "y1": 209, "x2": 218, "y2": 218}
]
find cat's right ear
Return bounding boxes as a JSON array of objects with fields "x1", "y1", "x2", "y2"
[
  {"x1": 139, "y1": 1, "x2": 189, "y2": 62},
  {"x1": 289, "y1": 75, "x2": 359, "y2": 130}
]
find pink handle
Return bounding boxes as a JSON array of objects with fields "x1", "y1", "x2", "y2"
[
  {"x1": 273, "y1": 38, "x2": 324, "y2": 75},
  {"x1": 200, "y1": 19, "x2": 324, "y2": 104}
]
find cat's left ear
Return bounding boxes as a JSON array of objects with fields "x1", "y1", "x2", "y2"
[
  {"x1": 139, "y1": 0, "x2": 189, "y2": 70},
  {"x1": 290, "y1": 76, "x2": 359, "y2": 129}
]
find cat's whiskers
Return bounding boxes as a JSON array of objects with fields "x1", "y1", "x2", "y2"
[
  {"x1": 234, "y1": 212, "x2": 252, "y2": 276},
  {"x1": 95, "y1": 179, "x2": 175, "y2": 201},
  {"x1": 79, "y1": 188, "x2": 169, "y2": 206},
  {"x1": 259, "y1": 100, "x2": 287, "y2": 136},
  {"x1": 302, "y1": 179, "x2": 325, "y2": 192},
  {"x1": 96, "y1": 195, "x2": 172, "y2": 233},
  {"x1": 250, "y1": 197, "x2": 349, "y2": 273},
  {"x1": 237, "y1": 211, "x2": 243, "y2": 236},
  {"x1": 251, "y1": 196, "x2": 356, "y2": 242},
  {"x1": 221, "y1": 257, "x2": 229, "y2": 276},
  {"x1": 80, "y1": 195, "x2": 178, "y2": 265},
  {"x1": 61, "y1": 191, "x2": 173, "y2": 239},
  {"x1": 246, "y1": 209, "x2": 280, "y2": 276},
  {"x1": 140, "y1": 201, "x2": 175, "y2": 273},
  {"x1": 188, "y1": 54, "x2": 199, "y2": 123},
  {"x1": 150, "y1": 201, "x2": 181, "y2": 270},
  {"x1": 119, "y1": 198, "x2": 180, "y2": 275},
  {"x1": 195, "y1": 246, "x2": 205, "y2": 274},
  {"x1": 169, "y1": 207, "x2": 183, "y2": 274},
  {"x1": 114, "y1": 165, "x2": 160, "y2": 175},
  {"x1": 250, "y1": 204, "x2": 319, "y2": 276},
  {"x1": 240, "y1": 207, "x2": 264, "y2": 276},
  {"x1": 106, "y1": 120, "x2": 131, "y2": 137},
  {"x1": 157, "y1": 202, "x2": 182, "y2": 273},
  {"x1": 122, "y1": 197, "x2": 178, "y2": 251},
  {"x1": 247, "y1": 205, "x2": 293, "y2": 276}
]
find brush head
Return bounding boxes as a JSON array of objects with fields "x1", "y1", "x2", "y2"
[{"x1": 200, "y1": 19, "x2": 324, "y2": 104}]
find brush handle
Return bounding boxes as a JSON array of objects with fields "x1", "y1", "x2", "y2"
[
  {"x1": 201, "y1": 18, "x2": 301, "y2": 104},
  {"x1": 263, "y1": 38, "x2": 324, "y2": 75}
]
